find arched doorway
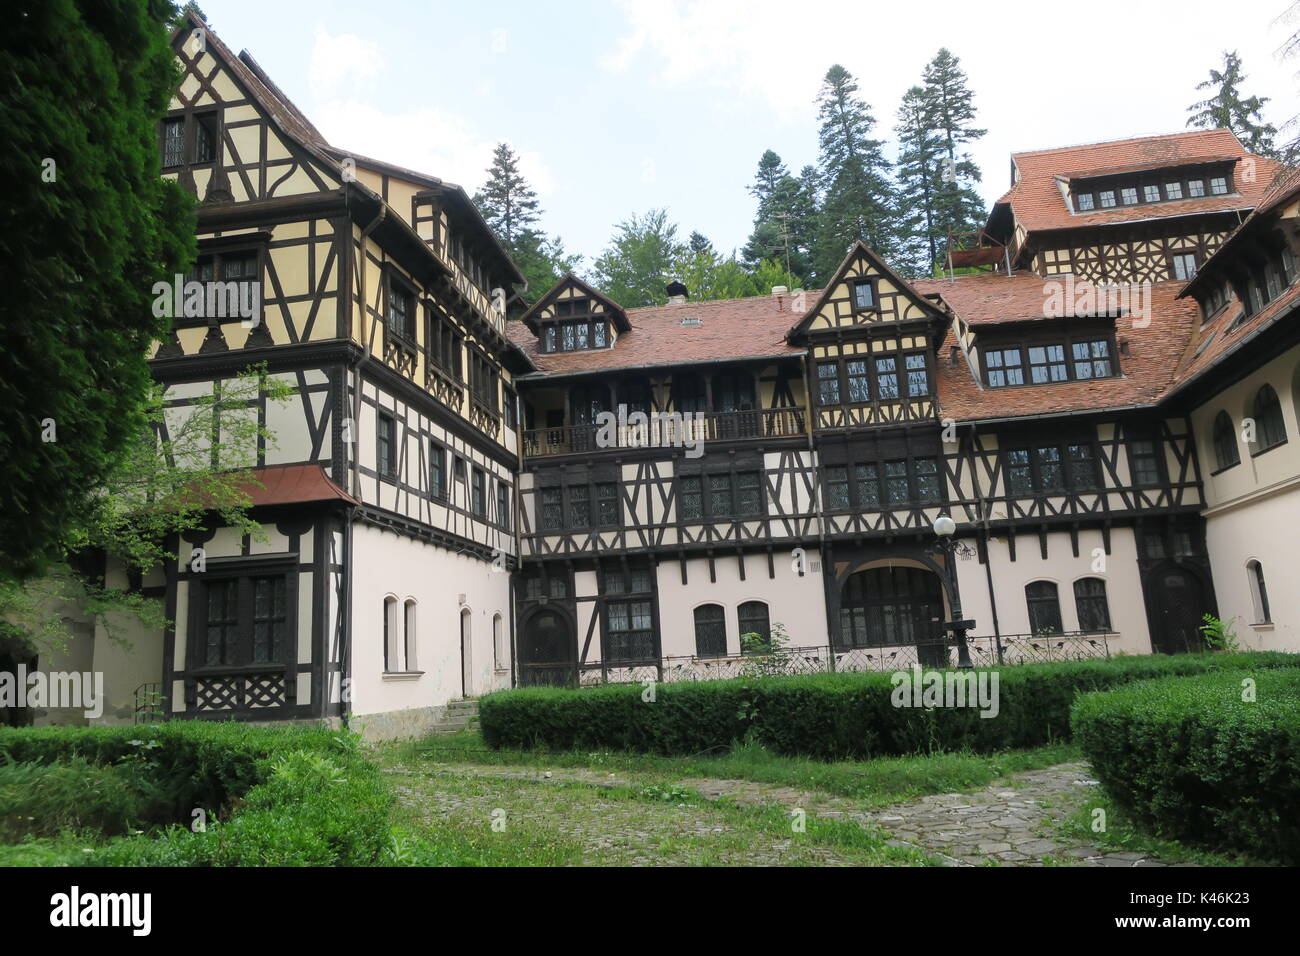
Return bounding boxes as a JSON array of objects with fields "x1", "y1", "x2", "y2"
[
  {"x1": 1147, "y1": 567, "x2": 1209, "y2": 654},
  {"x1": 519, "y1": 609, "x2": 576, "y2": 687},
  {"x1": 838, "y1": 565, "x2": 948, "y2": 667}
]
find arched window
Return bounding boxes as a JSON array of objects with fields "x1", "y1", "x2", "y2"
[
  {"x1": 737, "y1": 601, "x2": 771, "y2": 653},
  {"x1": 1212, "y1": 410, "x2": 1240, "y2": 471},
  {"x1": 404, "y1": 599, "x2": 418, "y2": 671},
  {"x1": 1025, "y1": 582, "x2": 1063, "y2": 635},
  {"x1": 1248, "y1": 560, "x2": 1272, "y2": 624},
  {"x1": 1073, "y1": 578, "x2": 1112, "y2": 633},
  {"x1": 693, "y1": 604, "x2": 727, "y2": 657},
  {"x1": 383, "y1": 596, "x2": 398, "y2": 672},
  {"x1": 1252, "y1": 384, "x2": 1287, "y2": 452},
  {"x1": 493, "y1": 613, "x2": 505, "y2": 670}
]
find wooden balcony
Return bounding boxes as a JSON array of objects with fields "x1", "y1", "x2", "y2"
[{"x1": 523, "y1": 406, "x2": 806, "y2": 458}]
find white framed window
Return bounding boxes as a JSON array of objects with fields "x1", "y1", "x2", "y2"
[
  {"x1": 493, "y1": 613, "x2": 506, "y2": 671},
  {"x1": 1247, "y1": 561, "x2": 1272, "y2": 624},
  {"x1": 405, "y1": 599, "x2": 418, "y2": 671}
]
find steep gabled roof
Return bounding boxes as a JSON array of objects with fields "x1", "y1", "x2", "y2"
[
  {"x1": 787, "y1": 240, "x2": 946, "y2": 340},
  {"x1": 507, "y1": 292, "x2": 807, "y2": 377},
  {"x1": 517, "y1": 274, "x2": 631, "y2": 335},
  {"x1": 993, "y1": 128, "x2": 1280, "y2": 235}
]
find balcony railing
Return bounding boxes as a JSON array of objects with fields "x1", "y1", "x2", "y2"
[{"x1": 523, "y1": 406, "x2": 806, "y2": 458}]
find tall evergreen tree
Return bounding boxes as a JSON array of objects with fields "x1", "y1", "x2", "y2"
[
  {"x1": 473, "y1": 142, "x2": 540, "y2": 247},
  {"x1": 0, "y1": 0, "x2": 195, "y2": 584},
  {"x1": 742, "y1": 151, "x2": 816, "y2": 280},
  {"x1": 920, "y1": 48, "x2": 987, "y2": 257},
  {"x1": 1187, "y1": 50, "x2": 1278, "y2": 156},
  {"x1": 811, "y1": 65, "x2": 898, "y2": 281},
  {"x1": 893, "y1": 85, "x2": 945, "y2": 276}
]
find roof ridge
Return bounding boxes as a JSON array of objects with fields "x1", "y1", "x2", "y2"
[{"x1": 1013, "y1": 128, "x2": 1238, "y2": 160}]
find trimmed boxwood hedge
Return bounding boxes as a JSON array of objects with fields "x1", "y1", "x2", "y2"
[
  {"x1": 0, "y1": 722, "x2": 393, "y2": 866},
  {"x1": 480, "y1": 652, "x2": 1300, "y2": 759},
  {"x1": 1072, "y1": 668, "x2": 1300, "y2": 864}
]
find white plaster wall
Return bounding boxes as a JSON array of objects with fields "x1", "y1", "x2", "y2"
[
  {"x1": 1205, "y1": 484, "x2": 1300, "y2": 652},
  {"x1": 655, "y1": 551, "x2": 829, "y2": 657},
  {"x1": 955, "y1": 527, "x2": 1152, "y2": 656},
  {"x1": 349, "y1": 524, "x2": 511, "y2": 716}
]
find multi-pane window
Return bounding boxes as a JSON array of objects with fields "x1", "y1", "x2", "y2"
[
  {"x1": 1076, "y1": 192, "x2": 1095, "y2": 211},
  {"x1": 1143, "y1": 185, "x2": 1161, "y2": 202},
  {"x1": 597, "y1": 483, "x2": 619, "y2": 525},
  {"x1": 825, "y1": 466, "x2": 851, "y2": 510},
  {"x1": 1073, "y1": 172, "x2": 1234, "y2": 211},
  {"x1": 497, "y1": 482, "x2": 511, "y2": 530},
  {"x1": 1165, "y1": 181, "x2": 1184, "y2": 200},
  {"x1": 569, "y1": 485, "x2": 590, "y2": 527},
  {"x1": 197, "y1": 570, "x2": 291, "y2": 668},
  {"x1": 1171, "y1": 252, "x2": 1197, "y2": 281},
  {"x1": 846, "y1": 360, "x2": 871, "y2": 402},
  {"x1": 162, "y1": 117, "x2": 186, "y2": 167},
  {"x1": 817, "y1": 362, "x2": 840, "y2": 404},
  {"x1": 1005, "y1": 443, "x2": 1098, "y2": 495},
  {"x1": 1252, "y1": 384, "x2": 1287, "y2": 451},
  {"x1": 694, "y1": 604, "x2": 727, "y2": 657},
  {"x1": 1187, "y1": 179, "x2": 1206, "y2": 197},
  {"x1": 195, "y1": 112, "x2": 218, "y2": 164},
  {"x1": 874, "y1": 458, "x2": 942, "y2": 506},
  {"x1": 388, "y1": 280, "x2": 414, "y2": 340},
  {"x1": 503, "y1": 387, "x2": 517, "y2": 430},
  {"x1": 1025, "y1": 581, "x2": 1063, "y2": 635},
  {"x1": 839, "y1": 566, "x2": 943, "y2": 649},
  {"x1": 1070, "y1": 339, "x2": 1112, "y2": 379},
  {"x1": 875, "y1": 357, "x2": 899, "y2": 399},
  {"x1": 428, "y1": 314, "x2": 463, "y2": 379},
  {"x1": 377, "y1": 412, "x2": 398, "y2": 480},
  {"x1": 469, "y1": 351, "x2": 498, "y2": 412},
  {"x1": 471, "y1": 468, "x2": 486, "y2": 517},
  {"x1": 429, "y1": 444, "x2": 446, "y2": 498},
  {"x1": 905, "y1": 354, "x2": 929, "y2": 396},
  {"x1": 1128, "y1": 438, "x2": 1162, "y2": 485},
  {"x1": 1027, "y1": 344, "x2": 1068, "y2": 383},
  {"x1": 541, "y1": 318, "x2": 609, "y2": 352},
  {"x1": 680, "y1": 472, "x2": 763, "y2": 520},
  {"x1": 1073, "y1": 578, "x2": 1112, "y2": 633},
  {"x1": 1120, "y1": 187, "x2": 1138, "y2": 205},
  {"x1": 522, "y1": 571, "x2": 569, "y2": 601},
  {"x1": 540, "y1": 482, "x2": 619, "y2": 529},
  {"x1": 161, "y1": 113, "x2": 218, "y2": 168},
  {"x1": 1099, "y1": 190, "x2": 1116, "y2": 208},
  {"x1": 738, "y1": 601, "x2": 771, "y2": 649},
  {"x1": 856, "y1": 463, "x2": 882, "y2": 508},
  {"x1": 985, "y1": 348, "x2": 1025, "y2": 387},
  {"x1": 823, "y1": 462, "x2": 884, "y2": 511},
  {"x1": 539, "y1": 487, "x2": 563, "y2": 531},
  {"x1": 606, "y1": 599, "x2": 654, "y2": 662},
  {"x1": 1212, "y1": 410, "x2": 1239, "y2": 471},
  {"x1": 1210, "y1": 177, "x2": 1228, "y2": 195},
  {"x1": 851, "y1": 279, "x2": 876, "y2": 311}
]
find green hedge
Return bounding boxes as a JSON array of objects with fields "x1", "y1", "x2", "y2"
[
  {"x1": 480, "y1": 652, "x2": 1300, "y2": 759},
  {"x1": 0, "y1": 722, "x2": 393, "y2": 866},
  {"x1": 1072, "y1": 668, "x2": 1300, "y2": 864}
]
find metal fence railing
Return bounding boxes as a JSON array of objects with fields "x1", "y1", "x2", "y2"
[{"x1": 517, "y1": 632, "x2": 1114, "y2": 688}]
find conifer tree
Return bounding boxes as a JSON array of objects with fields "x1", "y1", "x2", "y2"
[
  {"x1": 920, "y1": 49, "x2": 987, "y2": 256},
  {"x1": 742, "y1": 150, "x2": 813, "y2": 279},
  {"x1": 811, "y1": 65, "x2": 898, "y2": 281},
  {"x1": 473, "y1": 142, "x2": 540, "y2": 247},
  {"x1": 1187, "y1": 50, "x2": 1278, "y2": 157},
  {"x1": 893, "y1": 85, "x2": 945, "y2": 276}
]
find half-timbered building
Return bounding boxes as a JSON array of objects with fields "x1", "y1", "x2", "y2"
[{"x1": 29, "y1": 11, "x2": 1300, "y2": 733}]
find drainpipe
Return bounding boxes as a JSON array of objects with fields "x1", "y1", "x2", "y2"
[{"x1": 341, "y1": 203, "x2": 387, "y2": 730}]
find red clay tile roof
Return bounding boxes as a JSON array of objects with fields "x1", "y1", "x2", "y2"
[
  {"x1": 913, "y1": 272, "x2": 1113, "y2": 326},
  {"x1": 1170, "y1": 282, "x2": 1300, "y2": 393},
  {"x1": 996, "y1": 129, "x2": 1280, "y2": 234},
  {"x1": 507, "y1": 293, "x2": 812, "y2": 376},
  {"x1": 932, "y1": 280, "x2": 1202, "y2": 423},
  {"x1": 241, "y1": 464, "x2": 357, "y2": 507}
]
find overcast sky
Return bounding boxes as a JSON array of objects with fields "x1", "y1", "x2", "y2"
[{"x1": 200, "y1": 0, "x2": 1300, "y2": 267}]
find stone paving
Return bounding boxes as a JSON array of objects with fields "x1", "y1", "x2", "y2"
[{"x1": 423, "y1": 760, "x2": 1194, "y2": 867}]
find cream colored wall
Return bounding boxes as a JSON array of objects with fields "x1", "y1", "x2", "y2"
[
  {"x1": 654, "y1": 552, "x2": 829, "y2": 657},
  {"x1": 1193, "y1": 343, "x2": 1300, "y2": 510},
  {"x1": 1204, "y1": 485, "x2": 1300, "y2": 651},
  {"x1": 348, "y1": 524, "x2": 511, "y2": 716},
  {"x1": 955, "y1": 527, "x2": 1152, "y2": 656}
]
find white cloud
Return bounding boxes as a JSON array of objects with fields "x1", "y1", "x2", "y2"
[{"x1": 305, "y1": 29, "x2": 553, "y2": 198}]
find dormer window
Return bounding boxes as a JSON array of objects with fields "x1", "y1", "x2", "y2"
[
  {"x1": 1210, "y1": 177, "x2": 1228, "y2": 195},
  {"x1": 1099, "y1": 190, "x2": 1116, "y2": 208},
  {"x1": 541, "y1": 316, "x2": 609, "y2": 352},
  {"x1": 1143, "y1": 185, "x2": 1161, "y2": 202},
  {"x1": 1120, "y1": 187, "x2": 1138, "y2": 205},
  {"x1": 1076, "y1": 192, "x2": 1095, "y2": 211},
  {"x1": 1188, "y1": 179, "x2": 1205, "y2": 197},
  {"x1": 982, "y1": 332, "x2": 1116, "y2": 388},
  {"x1": 1165, "y1": 181, "x2": 1184, "y2": 200},
  {"x1": 160, "y1": 110, "x2": 219, "y2": 168}
]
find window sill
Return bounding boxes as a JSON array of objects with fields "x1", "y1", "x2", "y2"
[
  {"x1": 1250, "y1": 439, "x2": 1287, "y2": 459},
  {"x1": 1249, "y1": 622, "x2": 1274, "y2": 631},
  {"x1": 1209, "y1": 462, "x2": 1239, "y2": 477},
  {"x1": 382, "y1": 671, "x2": 424, "y2": 681}
]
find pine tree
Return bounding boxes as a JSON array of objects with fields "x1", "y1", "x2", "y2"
[
  {"x1": 742, "y1": 151, "x2": 813, "y2": 279},
  {"x1": 811, "y1": 65, "x2": 898, "y2": 281},
  {"x1": 920, "y1": 49, "x2": 988, "y2": 258},
  {"x1": 473, "y1": 142, "x2": 541, "y2": 247},
  {"x1": 1187, "y1": 51, "x2": 1278, "y2": 157},
  {"x1": 893, "y1": 85, "x2": 945, "y2": 276}
]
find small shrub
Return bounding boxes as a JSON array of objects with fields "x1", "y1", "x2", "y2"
[{"x1": 1073, "y1": 668, "x2": 1300, "y2": 864}]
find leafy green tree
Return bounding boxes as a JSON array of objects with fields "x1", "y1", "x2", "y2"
[
  {"x1": 592, "y1": 209, "x2": 686, "y2": 307},
  {"x1": 1187, "y1": 50, "x2": 1278, "y2": 156},
  {"x1": 920, "y1": 49, "x2": 988, "y2": 255},
  {"x1": 0, "y1": 0, "x2": 196, "y2": 583},
  {"x1": 1, "y1": 366, "x2": 294, "y2": 657},
  {"x1": 812, "y1": 65, "x2": 898, "y2": 280}
]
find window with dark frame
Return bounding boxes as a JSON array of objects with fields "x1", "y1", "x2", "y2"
[
  {"x1": 1127, "y1": 437, "x2": 1163, "y2": 486},
  {"x1": 838, "y1": 566, "x2": 943, "y2": 649},
  {"x1": 851, "y1": 278, "x2": 876, "y2": 312},
  {"x1": 1252, "y1": 384, "x2": 1287, "y2": 452},
  {"x1": 1212, "y1": 410, "x2": 1240, "y2": 471},
  {"x1": 693, "y1": 604, "x2": 727, "y2": 657},
  {"x1": 196, "y1": 568, "x2": 291, "y2": 669},
  {"x1": 1073, "y1": 578, "x2": 1112, "y2": 633},
  {"x1": 162, "y1": 117, "x2": 185, "y2": 168},
  {"x1": 194, "y1": 112, "x2": 218, "y2": 164},
  {"x1": 737, "y1": 601, "x2": 771, "y2": 651},
  {"x1": 469, "y1": 351, "x2": 499, "y2": 412},
  {"x1": 1171, "y1": 252, "x2": 1197, "y2": 281},
  {"x1": 388, "y1": 279, "x2": 415, "y2": 341},
  {"x1": 1070, "y1": 169, "x2": 1234, "y2": 212},
  {"x1": 471, "y1": 468, "x2": 486, "y2": 517},
  {"x1": 984, "y1": 348, "x2": 1025, "y2": 387},
  {"x1": 377, "y1": 412, "x2": 398, "y2": 480},
  {"x1": 1026, "y1": 581, "x2": 1064, "y2": 635},
  {"x1": 1249, "y1": 561, "x2": 1272, "y2": 623},
  {"x1": 539, "y1": 481, "x2": 620, "y2": 530},
  {"x1": 679, "y1": 471, "x2": 764, "y2": 520},
  {"x1": 1005, "y1": 443, "x2": 1098, "y2": 495},
  {"x1": 497, "y1": 481, "x2": 511, "y2": 531},
  {"x1": 428, "y1": 311, "x2": 464, "y2": 380}
]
